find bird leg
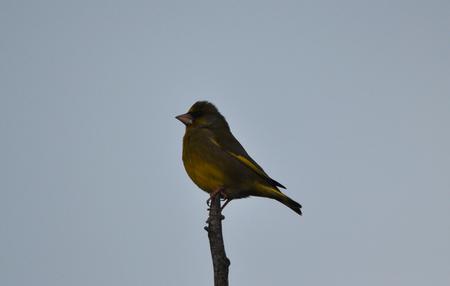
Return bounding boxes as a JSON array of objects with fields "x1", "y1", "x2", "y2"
[
  {"x1": 207, "y1": 188, "x2": 226, "y2": 207},
  {"x1": 220, "y1": 199, "x2": 232, "y2": 211}
]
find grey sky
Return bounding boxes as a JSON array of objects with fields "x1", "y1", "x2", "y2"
[{"x1": 1, "y1": 0, "x2": 449, "y2": 285}]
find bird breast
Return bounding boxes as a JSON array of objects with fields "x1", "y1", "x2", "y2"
[{"x1": 182, "y1": 132, "x2": 225, "y2": 193}]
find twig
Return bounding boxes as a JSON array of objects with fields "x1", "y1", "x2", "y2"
[{"x1": 204, "y1": 195, "x2": 230, "y2": 286}]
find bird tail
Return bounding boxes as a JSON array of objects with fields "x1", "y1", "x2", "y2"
[
  {"x1": 275, "y1": 193, "x2": 302, "y2": 215},
  {"x1": 255, "y1": 183, "x2": 302, "y2": 215}
]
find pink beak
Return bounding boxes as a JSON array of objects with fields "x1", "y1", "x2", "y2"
[{"x1": 175, "y1": 113, "x2": 193, "y2": 125}]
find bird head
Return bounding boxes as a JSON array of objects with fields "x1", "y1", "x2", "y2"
[{"x1": 176, "y1": 101, "x2": 229, "y2": 130}]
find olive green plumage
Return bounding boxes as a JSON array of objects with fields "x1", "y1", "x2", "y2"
[{"x1": 176, "y1": 101, "x2": 302, "y2": 215}]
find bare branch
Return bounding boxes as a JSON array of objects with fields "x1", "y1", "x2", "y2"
[{"x1": 205, "y1": 195, "x2": 230, "y2": 286}]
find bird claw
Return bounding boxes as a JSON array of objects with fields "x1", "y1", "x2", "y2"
[{"x1": 206, "y1": 188, "x2": 227, "y2": 206}]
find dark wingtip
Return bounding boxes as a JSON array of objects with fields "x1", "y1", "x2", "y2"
[{"x1": 271, "y1": 178, "x2": 286, "y2": 189}]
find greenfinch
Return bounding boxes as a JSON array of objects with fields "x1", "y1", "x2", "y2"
[{"x1": 176, "y1": 101, "x2": 302, "y2": 215}]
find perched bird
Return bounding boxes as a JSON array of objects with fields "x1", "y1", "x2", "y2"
[{"x1": 176, "y1": 101, "x2": 302, "y2": 215}]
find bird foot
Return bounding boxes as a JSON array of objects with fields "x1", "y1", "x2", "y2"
[{"x1": 206, "y1": 188, "x2": 227, "y2": 206}]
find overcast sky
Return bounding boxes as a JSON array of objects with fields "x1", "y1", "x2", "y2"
[{"x1": 1, "y1": 1, "x2": 449, "y2": 285}]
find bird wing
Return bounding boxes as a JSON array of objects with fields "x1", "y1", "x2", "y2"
[{"x1": 210, "y1": 132, "x2": 286, "y2": 189}]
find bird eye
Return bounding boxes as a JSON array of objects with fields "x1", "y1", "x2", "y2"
[{"x1": 189, "y1": 111, "x2": 202, "y2": 118}]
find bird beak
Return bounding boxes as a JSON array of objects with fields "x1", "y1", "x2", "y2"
[{"x1": 175, "y1": 113, "x2": 193, "y2": 125}]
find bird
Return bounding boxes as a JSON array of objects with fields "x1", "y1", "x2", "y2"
[{"x1": 176, "y1": 101, "x2": 302, "y2": 215}]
